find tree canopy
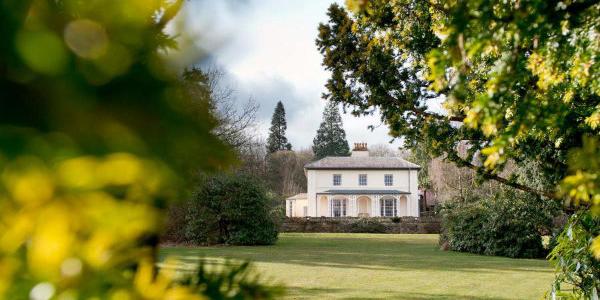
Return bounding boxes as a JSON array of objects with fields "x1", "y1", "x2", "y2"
[
  {"x1": 318, "y1": 0, "x2": 599, "y2": 296},
  {"x1": 316, "y1": 0, "x2": 598, "y2": 200},
  {"x1": 312, "y1": 101, "x2": 351, "y2": 159},
  {"x1": 267, "y1": 101, "x2": 292, "y2": 153}
]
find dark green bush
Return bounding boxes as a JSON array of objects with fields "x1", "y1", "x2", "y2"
[
  {"x1": 185, "y1": 174, "x2": 279, "y2": 245},
  {"x1": 440, "y1": 189, "x2": 560, "y2": 258},
  {"x1": 347, "y1": 218, "x2": 386, "y2": 233},
  {"x1": 390, "y1": 216, "x2": 402, "y2": 223},
  {"x1": 547, "y1": 211, "x2": 600, "y2": 299}
]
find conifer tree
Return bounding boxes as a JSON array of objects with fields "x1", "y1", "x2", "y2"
[
  {"x1": 266, "y1": 101, "x2": 292, "y2": 153},
  {"x1": 312, "y1": 101, "x2": 350, "y2": 159}
]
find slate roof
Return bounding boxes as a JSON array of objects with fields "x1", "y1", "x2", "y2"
[
  {"x1": 304, "y1": 156, "x2": 420, "y2": 170},
  {"x1": 320, "y1": 189, "x2": 410, "y2": 195},
  {"x1": 286, "y1": 193, "x2": 307, "y2": 200}
]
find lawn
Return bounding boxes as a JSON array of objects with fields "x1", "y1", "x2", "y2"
[{"x1": 159, "y1": 233, "x2": 555, "y2": 300}]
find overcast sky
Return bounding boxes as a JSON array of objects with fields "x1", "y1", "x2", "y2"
[{"x1": 174, "y1": 0, "x2": 404, "y2": 150}]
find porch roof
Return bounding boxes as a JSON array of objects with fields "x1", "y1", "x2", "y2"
[
  {"x1": 319, "y1": 189, "x2": 410, "y2": 195},
  {"x1": 286, "y1": 193, "x2": 307, "y2": 200}
]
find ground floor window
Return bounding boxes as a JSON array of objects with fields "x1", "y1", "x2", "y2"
[
  {"x1": 288, "y1": 200, "x2": 293, "y2": 217},
  {"x1": 332, "y1": 198, "x2": 347, "y2": 217},
  {"x1": 380, "y1": 198, "x2": 397, "y2": 217}
]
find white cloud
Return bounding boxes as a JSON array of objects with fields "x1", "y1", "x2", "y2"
[{"x1": 177, "y1": 0, "x2": 405, "y2": 150}]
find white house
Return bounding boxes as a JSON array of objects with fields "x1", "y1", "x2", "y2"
[{"x1": 286, "y1": 143, "x2": 420, "y2": 218}]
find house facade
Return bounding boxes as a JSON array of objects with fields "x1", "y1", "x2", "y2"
[{"x1": 286, "y1": 143, "x2": 420, "y2": 218}]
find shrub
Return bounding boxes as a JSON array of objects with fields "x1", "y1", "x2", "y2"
[
  {"x1": 440, "y1": 189, "x2": 560, "y2": 258},
  {"x1": 547, "y1": 211, "x2": 600, "y2": 299},
  {"x1": 390, "y1": 216, "x2": 402, "y2": 223},
  {"x1": 347, "y1": 218, "x2": 386, "y2": 233},
  {"x1": 185, "y1": 174, "x2": 279, "y2": 245}
]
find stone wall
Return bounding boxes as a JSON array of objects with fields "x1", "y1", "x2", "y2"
[{"x1": 281, "y1": 216, "x2": 441, "y2": 234}]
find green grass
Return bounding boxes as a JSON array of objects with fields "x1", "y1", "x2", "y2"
[{"x1": 159, "y1": 233, "x2": 554, "y2": 300}]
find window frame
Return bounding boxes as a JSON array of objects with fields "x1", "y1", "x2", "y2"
[
  {"x1": 331, "y1": 198, "x2": 347, "y2": 217},
  {"x1": 358, "y1": 174, "x2": 367, "y2": 186},
  {"x1": 384, "y1": 174, "x2": 393, "y2": 186},
  {"x1": 333, "y1": 174, "x2": 342, "y2": 186},
  {"x1": 380, "y1": 198, "x2": 397, "y2": 217}
]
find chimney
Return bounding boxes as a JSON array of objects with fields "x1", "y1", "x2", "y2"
[{"x1": 351, "y1": 142, "x2": 369, "y2": 157}]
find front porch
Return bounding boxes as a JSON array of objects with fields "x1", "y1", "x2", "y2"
[{"x1": 316, "y1": 190, "x2": 411, "y2": 217}]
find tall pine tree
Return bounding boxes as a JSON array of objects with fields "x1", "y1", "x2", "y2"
[
  {"x1": 266, "y1": 101, "x2": 292, "y2": 153},
  {"x1": 312, "y1": 101, "x2": 350, "y2": 159}
]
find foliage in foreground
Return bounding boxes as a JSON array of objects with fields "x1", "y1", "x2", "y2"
[
  {"x1": 548, "y1": 211, "x2": 600, "y2": 299},
  {"x1": 440, "y1": 189, "x2": 559, "y2": 258},
  {"x1": 0, "y1": 1, "x2": 279, "y2": 298},
  {"x1": 185, "y1": 174, "x2": 280, "y2": 246},
  {"x1": 165, "y1": 260, "x2": 284, "y2": 300}
]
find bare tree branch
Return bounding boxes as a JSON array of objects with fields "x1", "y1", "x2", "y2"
[
  {"x1": 187, "y1": 67, "x2": 259, "y2": 150},
  {"x1": 454, "y1": 156, "x2": 557, "y2": 199}
]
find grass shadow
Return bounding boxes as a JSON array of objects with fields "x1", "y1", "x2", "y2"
[{"x1": 159, "y1": 233, "x2": 553, "y2": 299}]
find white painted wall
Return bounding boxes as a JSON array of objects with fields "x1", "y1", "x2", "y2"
[
  {"x1": 314, "y1": 170, "x2": 410, "y2": 190},
  {"x1": 306, "y1": 169, "x2": 419, "y2": 217},
  {"x1": 286, "y1": 198, "x2": 308, "y2": 217}
]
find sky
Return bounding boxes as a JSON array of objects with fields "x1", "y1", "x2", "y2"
[{"x1": 173, "y1": 0, "x2": 404, "y2": 150}]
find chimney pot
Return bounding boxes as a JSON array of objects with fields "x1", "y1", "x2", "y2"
[{"x1": 352, "y1": 142, "x2": 368, "y2": 151}]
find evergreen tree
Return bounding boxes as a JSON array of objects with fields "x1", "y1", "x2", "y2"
[
  {"x1": 312, "y1": 101, "x2": 350, "y2": 159},
  {"x1": 266, "y1": 101, "x2": 292, "y2": 153}
]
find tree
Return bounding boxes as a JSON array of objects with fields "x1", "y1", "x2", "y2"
[
  {"x1": 316, "y1": 1, "x2": 584, "y2": 200},
  {"x1": 238, "y1": 137, "x2": 270, "y2": 178},
  {"x1": 408, "y1": 142, "x2": 433, "y2": 190},
  {"x1": 185, "y1": 174, "x2": 279, "y2": 246},
  {"x1": 318, "y1": 1, "x2": 599, "y2": 296},
  {"x1": 369, "y1": 143, "x2": 400, "y2": 157},
  {"x1": 182, "y1": 67, "x2": 259, "y2": 151},
  {"x1": 266, "y1": 149, "x2": 314, "y2": 198},
  {"x1": 266, "y1": 101, "x2": 292, "y2": 153},
  {"x1": 312, "y1": 101, "x2": 350, "y2": 159}
]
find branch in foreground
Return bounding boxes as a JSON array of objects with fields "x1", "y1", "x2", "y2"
[{"x1": 412, "y1": 108, "x2": 464, "y2": 122}]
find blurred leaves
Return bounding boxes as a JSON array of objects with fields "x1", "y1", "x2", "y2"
[
  {"x1": 561, "y1": 137, "x2": 600, "y2": 211},
  {"x1": 162, "y1": 260, "x2": 284, "y2": 300},
  {"x1": 0, "y1": 0, "x2": 281, "y2": 299},
  {"x1": 16, "y1": 29, "x2": 68, "y2": 75}
]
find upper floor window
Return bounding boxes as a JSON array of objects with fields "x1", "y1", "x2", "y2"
[
  {"x1": 359, "y1": 174, "x2": 367, "y2": 186},
  {"x1": 384, "y1": 174, "x2": 393, "y2": 186},
  {"x1": 333, "y1": 174, "x2": 341, "y2": 186}
]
